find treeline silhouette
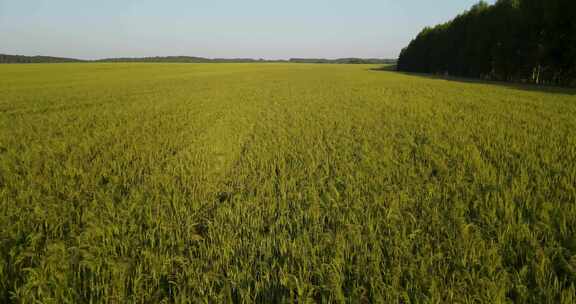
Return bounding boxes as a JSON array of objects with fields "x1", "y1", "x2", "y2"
[
  {"x1": 96, "y1": 56, "x2": 272, "y2": 63},
  {"x1": 0, "y1": 54, "x2": 395, "y2": 65},
  {"x1": 397, "y1": 0, "x2": 576, "y2": 87},
  {"x1": 289, "y1": 58, "x2": 396, "y2": 64},
  {"x1": 0, "y1": 54, "x2": 82, "y2": 63}
]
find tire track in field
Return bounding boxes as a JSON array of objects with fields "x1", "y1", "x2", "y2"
[
  {"x1": 59, "y1": 88, "x2": 270, "y2": 297},
  {"x1": 192, "y1": 120, "x2": 260, "y2": 238},
  {"x1": 190, "y1": 85, "x2": 310, "y2": 243},
  {"x1": 186, "y1": 78, "x2": 305, "y2": 241},
  {"x1": 98, "y1": 86, "x2": 272, "y2": 250}
]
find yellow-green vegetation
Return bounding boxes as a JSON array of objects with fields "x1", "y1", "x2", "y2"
[{"x1": 1, "y1": 63, "x2": 575, "y2": 303}]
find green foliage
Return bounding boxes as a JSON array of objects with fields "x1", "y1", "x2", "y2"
[
  {"x1": 0, "y1": 54, "x2": 83, "y2": 63},
  {"x1": 0, "y1": 63, "x2": 575, "y2": 303},
  {"x1": 0, "y1": 54, "x2": 396, "y2": 65},
  {"x1": 289, "y1": 58, "x2": 397, "y2": 64},
  {"x1": 398, "y1": 0, "x2": 576, "y2": 87},
  {"x1": 96, "y1": 56, "x2": 265, "y2": 63}
]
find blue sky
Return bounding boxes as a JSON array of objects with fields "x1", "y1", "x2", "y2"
[{"x1": 0, "y1": 0, "x2": 494, "y2": 59}]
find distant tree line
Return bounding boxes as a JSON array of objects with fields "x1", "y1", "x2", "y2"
[
  {"x1": 96, "y1": 56, "x2": 270, "y2": 63},
  {"x1": 0, "y1": 54, "x2": 82, "y2": 63},
  {"x1": 1, "y1": 54, "x2": 396, "y2": 65},
  {"x1": 397, "y1": 0, "x2": 576, "y2": 86},
  {"x1": 289, "y1": 58, "x2": 397, "y2": 64}
]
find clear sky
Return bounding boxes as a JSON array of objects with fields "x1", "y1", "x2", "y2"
[{"x1": 0, "y1": 0, "x2": 494, "y2": 60}]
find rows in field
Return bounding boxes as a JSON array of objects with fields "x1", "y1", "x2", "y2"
[{"x1": 1, "y1": 64, "x2": 575, "y2": 302}]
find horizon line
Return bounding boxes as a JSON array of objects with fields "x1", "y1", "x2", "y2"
[{"x1": 0, "y1": 52, "x2": 398, "y2": 62}]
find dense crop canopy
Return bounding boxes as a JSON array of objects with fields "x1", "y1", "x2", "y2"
[{"x1": 0, "y1": 63, "x2": 575, "y2": 303}]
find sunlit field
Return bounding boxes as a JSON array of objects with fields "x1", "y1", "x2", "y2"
[{"x1": 1, "y1": 63, "x2": 575, "y2": 303}]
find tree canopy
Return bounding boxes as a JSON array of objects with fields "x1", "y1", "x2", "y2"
[
  {"x1": 397, "y1": 0, "x2": 576, "y2": 87},
  {"x1": 0, "y1": 54, "x2": 82, "y2": 63}
]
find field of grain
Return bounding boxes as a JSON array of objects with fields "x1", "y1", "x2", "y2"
[{"x1": 1, "y1": 63, "x2": 575, "y2": 303}]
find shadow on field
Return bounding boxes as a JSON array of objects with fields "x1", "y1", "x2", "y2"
[
  {"x1": 371, "y1": 67, "x2": 576, "y2": 96},
  {"x1": 370, "y1": 65, "x2": 397, "y2": 72}
]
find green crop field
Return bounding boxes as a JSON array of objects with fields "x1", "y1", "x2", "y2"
[{"x1": 1, "y1": 63, "x2": 575, "y2": 303}]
